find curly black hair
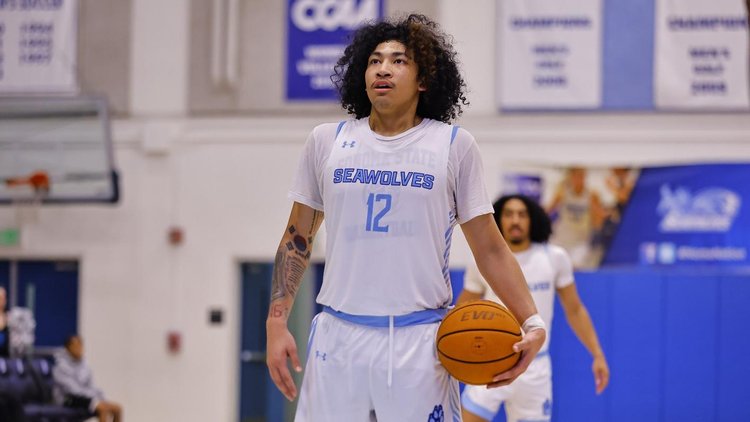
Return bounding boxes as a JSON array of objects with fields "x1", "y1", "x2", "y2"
[
  {"x1": 492, "y1": 195, "x2": 552, "y2": 243},
  {"x1": 332, "y1": 14, "x2": 469, "y2": 123}
]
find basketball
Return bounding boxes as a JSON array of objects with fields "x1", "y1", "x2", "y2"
[{"x1": 436, "y1": 300, "x2": 522, "y2": 385}]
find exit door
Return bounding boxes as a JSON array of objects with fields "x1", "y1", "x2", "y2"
[
  {"x1": 238, "y1": 262, "x2": 283, "y2": 422},
  {"x1": 0, "y1": 259, "x2": 79, "y2": 348},
  {"x1": 238, "y1": 262, "x2": 317, "y2": 422}
]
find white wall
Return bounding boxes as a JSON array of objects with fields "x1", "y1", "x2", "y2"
[{"x1": 0, "y1": 2, "x2": 749, "y2": 421}]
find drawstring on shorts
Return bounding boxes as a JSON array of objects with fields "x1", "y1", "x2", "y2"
[{"x1": 387, "y1": 315, "x2": 394, "y2": 388}]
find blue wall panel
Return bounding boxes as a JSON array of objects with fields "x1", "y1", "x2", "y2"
[
  {"x1": 662, "y1": 274, "x2": 719, "y2": 422},
  {"x1": 608, "y1": 271, "x2": 663, "y2": 422},
  {"x1": 717, "y1": 274, "x2": 750, "y2": 422},
  {"x1": 551, "y1": 271, "x2": 610, "y2": 421}
]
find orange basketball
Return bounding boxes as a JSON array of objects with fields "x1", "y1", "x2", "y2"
[{"x1": 436, "y1": 300, "x2": 522, "y2": 385}]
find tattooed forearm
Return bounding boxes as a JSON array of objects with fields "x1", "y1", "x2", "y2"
[
  {"x1": 271, "y1": 250, "x2": 307, "y2": 302},
  {"x1": 269, "y1": 224, "x2": 314, "y2": 310}
]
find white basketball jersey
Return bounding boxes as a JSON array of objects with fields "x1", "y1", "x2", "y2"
[
  {"x1": 463, "y1": 243, "x2": 574, "y2": 353},
  {"x1": 289, "y1": 117, "x2": 493, "y2": 316}
]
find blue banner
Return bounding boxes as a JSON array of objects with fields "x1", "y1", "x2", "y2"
[
  {"x1": 502, "y1": 172, "x2": 544, "y2": 203},
  {"x1": 286, "y1": 0, "x2": 382, "y2": 100},
  {"x1": 604, "y1": 164, "x2": 750, "y2": 266}
]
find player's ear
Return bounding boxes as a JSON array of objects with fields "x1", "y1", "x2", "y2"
[{"x1": 418, "y1": 78, "x2": 427, "y2": 92}]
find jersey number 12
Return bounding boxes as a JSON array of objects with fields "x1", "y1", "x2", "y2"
[{"x1": 366, "y1": 193, "x2": 391, "y2": 232}]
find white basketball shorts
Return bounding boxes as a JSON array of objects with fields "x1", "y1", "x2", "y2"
[
  {"x1": 295, "y1": 308, "x2": 461, "y2": 422},
  {"x1": 461, "y1": 354, "x2": 552, "y2": 422}
]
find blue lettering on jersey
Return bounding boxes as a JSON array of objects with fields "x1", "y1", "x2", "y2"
[
  {"x1": 400, "y1": 171, "x2": 414, "y2": 186},
  {"x1": 380, "y1": 171, "x2": 393, "y2": 185},
  {"x1": 364, "y1": 169, "x2": 380, "y2": 184},
  {"x1": 333, "y1": 167, "x2": 434, "y2": 190},
  {"x1": 343, "y1": 168, "x2": 355, "y2": 182},
  {"x1": 529, "y1": 281, "x2": 551, "y2": 291},
  {"x1": 333, "y1": 168, "x2": 343, "y2": 183}
]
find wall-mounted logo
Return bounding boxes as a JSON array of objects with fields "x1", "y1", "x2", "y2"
[
  {"x1": 291, "y1": 0, "x2": 379, "y2": 32},
  {"x1": 657, "y1": 184, "x2": 740, "y2": 232}
]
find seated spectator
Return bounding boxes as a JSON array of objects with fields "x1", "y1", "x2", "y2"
[{"x1": 53, "y1": 335, "x2": 123, "y2": 422}]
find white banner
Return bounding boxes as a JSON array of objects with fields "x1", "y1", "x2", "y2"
[
  {"x1": 498, "y1": 0, "x2": 602, "y2": 109},
  {"x1": 0, "y1": 0, "x2": 78, "y2": 94},
  {"x1": 655, "y1": 0, "x2": 749, "y2": 110}
]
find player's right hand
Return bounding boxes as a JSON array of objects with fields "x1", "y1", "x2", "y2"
[
  {"x1": 487, "y1": 327, "x2": 546, "y2": 388},
  {"x1": 266, "y1": 321, "x2": 302, "y2": 401}
]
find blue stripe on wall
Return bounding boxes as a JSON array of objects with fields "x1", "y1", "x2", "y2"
[{"x1": 602, "y1": 0, "x2": 655, "y2": 109}]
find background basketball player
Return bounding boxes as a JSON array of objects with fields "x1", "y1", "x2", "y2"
[
  {"x1": 546, "y1": 167, "x2": 606, "y2": 269},
  {"x1": 459, "y1": 194, "x2": 609, "y2": 422}
]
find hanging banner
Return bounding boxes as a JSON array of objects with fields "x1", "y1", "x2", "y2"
[
  {"x1": 654, "y1": 0, "x2": 750, "y2": 110},
  {"x1": 497, "y1": 0, "x2": 603, "y2": 110},
  {"x1": 286, "y1": 0, "x2": 382, "y2": 101},
  {"x1": 604, "y1": 164, "x2": 750, "y2": 267},
  {"x1": 501, "y1": 172, "x2": 543, "y2": 204},
  {"x1": 0, "y1": 0, "x2": 78, "y2": 94}
]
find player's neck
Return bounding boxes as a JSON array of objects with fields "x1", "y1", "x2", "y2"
[
  {"x1": 368, "y1": 109, "x2": 423, "y2": 137},
  {"x1": 508, "y1": 240, "x2": 531, "y2": 253}
]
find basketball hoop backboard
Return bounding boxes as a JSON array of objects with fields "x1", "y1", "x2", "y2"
[{"x1": 0, "y1": 97, "x2": 119, "y2": 204}]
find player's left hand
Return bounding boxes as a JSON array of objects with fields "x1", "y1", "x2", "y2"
[
  {"x1": 592, "y1": 354, "x2": 610, "y2": 394},
  {"x1": 487, "y1": 327, "x2": 546, "y2": 388}
]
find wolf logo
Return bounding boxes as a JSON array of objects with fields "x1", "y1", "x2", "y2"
[
  {"x1": 658, "y1": 184, "x2": 740, "y2": 232},
  {"x1": 427, "y1": 404, "x2": 444, "y2": 422}
]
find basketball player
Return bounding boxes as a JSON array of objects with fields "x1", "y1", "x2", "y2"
[
  {"x1": 546, "y1": 167, "x2": 606, "y2": 269},
  {"x1": 459, "y1": 195, "x2": 610, "y2": 422},
  {"x1": 266, "y1": 14, "x2": 547, "y2": 421}
]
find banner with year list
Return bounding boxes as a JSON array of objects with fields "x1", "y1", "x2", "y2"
[
  {"x1": 0, "y1": 0, "x2": 78, "y2": 94},
  {"x1": 654, "y1": 0, "x2": 750, "y2": 110},
  {"x1": 497, "y1": 0, "x2": 603, "y2": 110}
]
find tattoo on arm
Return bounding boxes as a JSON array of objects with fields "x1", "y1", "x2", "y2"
[
  {"x1": 270, "y1": 228, "x2": 310, "y2": 305},
  {"x1": 268, "y1": 216, "x2": 320, "y2": 318},
  {"x1": 271, "y1": 250, "x2": 306, "y2": 301},
  {"x1": 310, "y1": 210, "x2": 322, "y2": 235},
  {"x1": 269, "y1": 303, "x2": 288, "y2": 319}
]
